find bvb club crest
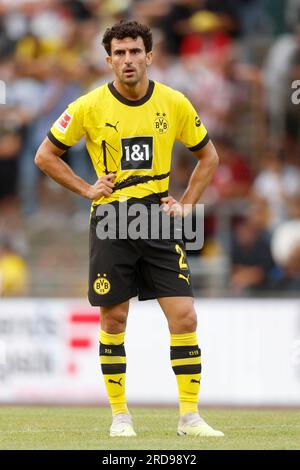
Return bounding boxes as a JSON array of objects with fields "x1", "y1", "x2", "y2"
[
  {"x1": 93, "y1": 273, "x2": 111, "y2": 295},
  {"x1": 154, "y1": 112, "x2": 169, "y2": 134}
]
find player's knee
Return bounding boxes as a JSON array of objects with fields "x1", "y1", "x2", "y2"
[
  {"x1": 100, "y1": 306, "x2": 128, "y2": 334},
  {"x1": 181, "y1": 310, "x2": 197, "y2": 332},
  {"x1": 101, "y1": 316, "x2": 127, "y2": 333},
  {"x1": 170, "y1": 308, "x2": 197, "y2": 333}
]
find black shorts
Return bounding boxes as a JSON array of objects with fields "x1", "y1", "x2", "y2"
[{"x1": 88, "y1": 196, "x2": 194, "y2": 307}]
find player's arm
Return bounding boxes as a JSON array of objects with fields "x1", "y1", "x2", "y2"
[
  {"x1": 161, "y1": 140, "x2": 219, "y2": 215},
  {"x1": 180, "y1": 140, "x2": 219, "y2": 205},
  {"x1": 162, "y1": 94, "x2": 219, "y2": 216},
  {"x1": 34, "y1": 137, "x2": 115, "y2": 200}
]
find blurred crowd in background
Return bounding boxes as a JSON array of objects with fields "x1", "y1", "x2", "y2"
[{"x1": 1, "y1": 0, "x2": 300, "y2": 298}]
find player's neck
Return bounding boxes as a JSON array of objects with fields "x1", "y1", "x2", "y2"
[{"x1": 113, "y1": 77, "x2": 150, "y2": 101}]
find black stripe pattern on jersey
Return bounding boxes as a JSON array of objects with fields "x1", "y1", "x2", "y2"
[{"x1": 113, "y1": 172, "x2": 170, "y2": 192}]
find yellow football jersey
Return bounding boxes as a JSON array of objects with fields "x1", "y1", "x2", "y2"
[{"x1": 48, "y1": 80, "x2": 209, "y2": 205}]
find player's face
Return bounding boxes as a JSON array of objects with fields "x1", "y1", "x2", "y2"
[{"x1": 106, "y1": 36, "x2": 152, "y2": 86}]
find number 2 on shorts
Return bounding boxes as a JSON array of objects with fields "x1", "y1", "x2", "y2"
[{"x1": 175, "y1": 243, "x2": 188, "y2": 269}]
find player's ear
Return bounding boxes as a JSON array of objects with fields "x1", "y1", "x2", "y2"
[
  {"x1": 146, "y1": 51, "x2": 153, "y2": 66},
  {"x1": 106, "y1": 56, "x2": 113, "y2": 69}
]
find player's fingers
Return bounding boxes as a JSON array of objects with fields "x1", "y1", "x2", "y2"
[
  {"x1": 104, "y1": 186, "x2": 113, "y2": 194},
  {"x1": 162, "y1": 199, "x2": 177, "y2": 213},
  {"x1": 103, "y1": 180, "x2": 115, "y2": 189},
  {"x1": 161, "y1": 196, "x2": 173, "y2": 204},
  {"x1": 95, "y1": 183, "x2": 113, "y2": 195},
  {"x1": 163, "y1": 205, "x2": 176, "y2": 215},
  {"x1": 96, "y1": 176, "x2": 115, "y2": 186},
  {"x1": 162, "y1": 196, "x2": 177, "y2": 206},
  {"x1": 106, "y1": 173, "x2": 116, "y2": 181},
  {"x1": 95, "y1": 179, "x2": 114, "y2": 190},
  {"x1": 167, "y1": 206, "x2": 177, "y2": 215},
  {"x1": 101, "y1": 188, "x2": 112, "y2": 197},
  {"x1": 167, "y1": 202, "x2": 183, "y2": 217},
  {"x1": 95, "y1": 173, "x2": 114, "y2": 182}
]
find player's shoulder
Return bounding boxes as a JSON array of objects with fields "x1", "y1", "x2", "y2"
[
  {"x1": 153, "y1": 81, "x2": 186, "y2": 103},
  {"x1": 72, "y1": 83, "x2": 109, "y2": 109}
]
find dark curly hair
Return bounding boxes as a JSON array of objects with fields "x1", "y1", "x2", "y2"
[{"x1": 102, "y1": 20, "x2": 153, "y2": 56}]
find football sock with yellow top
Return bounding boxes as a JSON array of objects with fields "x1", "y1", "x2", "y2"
[
  {"x1": 99, "y1": 330, "x2": 128, "y2": 415},
  {"x1": 170, "y1": 332, "x2": 201, "y2": 416}
]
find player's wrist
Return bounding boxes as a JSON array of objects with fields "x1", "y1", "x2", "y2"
[
  {"x1": 178, "y1": 201, "x2": 192, "y2": 217},
  {"x1": 83, "y1": 184, "x2": 94, "y2": 200}
]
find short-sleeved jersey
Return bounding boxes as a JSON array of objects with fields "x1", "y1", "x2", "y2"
[{"x1": 48, "y1": 80, "x2": 209, "y2": 205}]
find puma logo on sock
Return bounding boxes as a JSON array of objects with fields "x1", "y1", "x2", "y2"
[{"x1": 108, "y1": 378, "x2": 123, "y2": 387}]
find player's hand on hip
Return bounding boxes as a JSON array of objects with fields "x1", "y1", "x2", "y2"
[
  {"x1": 161, "y1": 195, "x2": 186, "y2": 217},
  {"x1": 86, "y1": 173, "x2": 115, "y2": 200}
]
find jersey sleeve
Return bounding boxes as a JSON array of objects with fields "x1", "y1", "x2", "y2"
[
  {"x1": 176, "y1": 95, "x2": 209, "y2": 151},
  {"x1": 47, "y1": 97, "x2": 85, "y2": 150}
]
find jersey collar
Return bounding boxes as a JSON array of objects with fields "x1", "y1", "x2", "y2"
[{"x1": 108, "y1": 80, "x2": 155, "y2": 106}]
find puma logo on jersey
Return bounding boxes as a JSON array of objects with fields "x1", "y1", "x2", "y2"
[
  {"x1": 108, "y1": 378, "x2": 123, "y2": 387},
  {"x1": 178, "y1": 273, "x2": 190, "y2": 285},
  {"x1": 105, "y1": 121, "x2": 119, "y2": 132},
  {"x1": 190, "y1": 379, "x2": 200, "y2": 384}
]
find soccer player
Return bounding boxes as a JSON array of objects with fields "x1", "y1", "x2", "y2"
[{"x1": 35, "y1": 20, "x2": 224, "y2": 438}]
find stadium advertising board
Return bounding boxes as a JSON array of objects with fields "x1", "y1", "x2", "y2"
[{"x1": 0, "y1": 299, "x2": 299, "y2": 405}]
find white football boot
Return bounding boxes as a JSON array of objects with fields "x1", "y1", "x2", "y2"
[
  {"x1": 177, "y1": 413, "x2": 224, "y2": 437},
  {"x1": 110, "y1": 413, "x2": 137, "y2": 437}
]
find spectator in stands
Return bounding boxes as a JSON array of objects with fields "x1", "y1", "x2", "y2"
[
  {"x1": 270, "y1": 191, "x2": 300, "y2": 291},
  {"x1": 232, "y1": 0, "x2": 270, "y2": 37},
  {"x1": 18, "y1": 65, "x2": 84, "y2": 216},
  {"x1": 0, "y1": 236, "x2": 29, "y2": 296},
  {"x1": 158, "y1": 0, "x2": 201, "y2": 56},
  {"x1": 264, "y1": 21, "x2": 300, "y2": 145},
  {"x1": 0, "y1": 113, "x2": 22, "y2": 205},
  {"x1": 230, "y1": 203, "x2": 274, "y2": 295},
  {"x1": 209, "y1": 137, "x2": 252, "y2": 201},
  {"x1": 0, "y1": 57, "x2": 28, "y2": 214},
  {"x1": 280, "y1": 243, "x2": 300, "y2": 291},
  {"x1": 253, "y1": 148, "x2": 300, "y2": 229},
  {"x1": 285, "y1": 23, "x2": 300, "y2": 160},
  {"x1": 187, "y1": 46, "x2": 248, "y2": 139}
]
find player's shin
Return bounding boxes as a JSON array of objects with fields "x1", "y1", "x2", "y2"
[
  {"x1": 99, "y1": 330, "x2": 128, "y2": 415},
  {"x1": 170, "y1": 332, "x2": 201, "y2": 416}
]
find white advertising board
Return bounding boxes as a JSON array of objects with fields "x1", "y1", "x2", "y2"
[{"x1": 0, "y1": 298, "x2": 299, "y2": 405}]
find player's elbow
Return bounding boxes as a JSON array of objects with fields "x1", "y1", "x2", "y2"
[
  {"x1": 34, "y1": 145, "x2": 49, "y2": 171},
  {"x1": 34, "y1": 150, "x2": 43, "y2": 169},
  {"x1": 196, "y1": 141, "x2": 219, "y2": 170},
  {"x1": 209, "y1": 147, "x2": 219, "y2": 170},
  {"x1": 200, "y1": 147, "x2": 219, "y2": 176}
]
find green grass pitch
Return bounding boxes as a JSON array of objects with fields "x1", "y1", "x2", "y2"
[{"x1": 0, "y1": 406, "x2": 299, "y2": 450}]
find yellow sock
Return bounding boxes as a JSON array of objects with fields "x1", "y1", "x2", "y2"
[
  {"x1": 170, "y1": 332, "x2": 201, "y2": 416},
  {"x1": 99, "y1": 330, "x2": 128, "y2": 415}
]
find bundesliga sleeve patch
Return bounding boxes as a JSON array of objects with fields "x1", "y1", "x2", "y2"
[{"x1": 55, "y1": 111, "x2": 73, "y2": 133}]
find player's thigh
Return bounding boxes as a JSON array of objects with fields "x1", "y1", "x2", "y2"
[
  {"x1": 138, "y1": 238, "x2": 194, "y2": 299},
  {"x1": 88, "y1": 219, "x2": 140, "y2": 306},
  {"x1": 158, "y1": 296, "x2": 197, "y2": 334}
]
